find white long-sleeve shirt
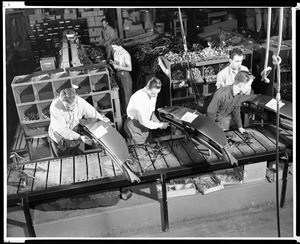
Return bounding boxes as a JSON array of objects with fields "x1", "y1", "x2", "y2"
[
  {"x1": 216, "y1": 65, "x2": 249, "y2": 89},
  {"x1": 49, "y1": 96, "x2": 105, "y2": 143},
  {"x1": 126, "y1": 87, "x2": 161, "y2": 130}
]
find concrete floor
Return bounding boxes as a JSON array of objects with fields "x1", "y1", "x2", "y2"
[{"x1": 6, "y1": 174, "x2": 294, "y2": 239}]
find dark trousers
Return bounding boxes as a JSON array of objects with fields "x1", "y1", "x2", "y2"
[
  {"x1": 116, "y1": 71, "x2": 133, "y2": 115},
  {"x1": 50, "y1": 139, "x2": 82, "y2": 158}
]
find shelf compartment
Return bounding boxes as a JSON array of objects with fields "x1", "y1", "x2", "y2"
[
  {"x1": 51, "y1": 70, "x2": 70, "y2": 79},
  {"x1": 90, "y1": 73, "x2": 110, "y2": 92},
  {"x1": 71, "y1": 76, "x2": 91, "y2": 95},
  {"x1": 87, "y1": 66, "x2": 107, "y2": 75},
  {"x1": 38, "y1": 102, "x2": 51, "y2": 120},
  {"x1": 81, "y1": 95, "x2": 93, "y2": 106},
  {"x1": 93, "y1": 93, "x2": 112, "y2": 110},
  {"x1": 33, "y1": 82, "x2": 54, "y2": 101},
  {"x1": 22, "y1": 121, "x2": 50, "y2": 137},
  {"x1": 18, "y1": 104, "x2": 40, "y2": 122},
  {"x1": 13, "y1": 85, "x2": 35, "y2": 104},
  {"x1": 31, "y1": 73, "x2": 51, "y2": 82},
  {"x1": 52, "y1": 79, "x2": 72, "y2": 95}
]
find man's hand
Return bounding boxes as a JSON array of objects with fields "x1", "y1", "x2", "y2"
[
  {"x1": 80, "y1": 135, "x2": 93, "y2": 146},
  {"x1": 159, "y1": 122, "x2": 170, "y2": 129},
  {"x1": 238, "y1": 127, "x2": 247, "y2": 134},
  {"x1": 101, "y1": 116, "x2": 110, "y2": 123}
]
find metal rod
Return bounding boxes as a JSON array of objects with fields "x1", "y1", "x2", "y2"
[
  {"x1": 21, "y1": 198, "x2": 36, "y2": 237},
  {"x1": 160, "y1": 173, "x2": 169, "y2": 232}
]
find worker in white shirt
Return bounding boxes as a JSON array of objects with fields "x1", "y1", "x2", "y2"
[
  {"x1": 49, "y1": 88, "x2": 110, "y2": 157},
  {"x1": 216, "y1": 48, "x2": 251, "y2": 94},
  {"x1": 124, "y1": 77, "x2": 170, "y2": 145},
  {"x1": 107, "y1": 39, "x2": 133, "y2": 116}
]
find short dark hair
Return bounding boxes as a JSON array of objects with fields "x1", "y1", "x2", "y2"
[
  {"x1": 146, "y1": 77, "x2": 162, "y2": 90},
  {"x1": 60, "y1": 88, "x2": 76, "y2": 104},
  {"x1": 101, "y1": 18, "x2": 107, "y2": 23},
  {"x1": 229, "y1": 48, "x2": 244, "y2": 59},
  {"x1": 234, "y1": 70, "x2": 255, "y2": 85}
]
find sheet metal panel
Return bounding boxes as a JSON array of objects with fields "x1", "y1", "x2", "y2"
[
  {"x1": 99, "y1": 152, "x2": 116, "y2": 178},
  {"x1": 247, "y1": 128, "x2": 277, "y2": 151},
  {"x1": 86, "y1": 153, "x2": 102, "y2": 181},
  {"x1": 47, "y1": 159, "x2": 61, "y2": 188},
  {"x1": 32, "y1": 161, "x2": 49, "y2": 191},
  {"x1": 134, "y1": 145, "x2": 155, "y2": 172},
  {"x1": 74, "y1": 155, "x2": 88, "y2": 183},
  {"x1": 179, "y1": 138, "x2": 206, "y2": 163},
  {"x1": 61, "y1": 157, "x2": 74, "y2": 185},
  {"x1": 160, "y1": 141, "x2": 181, "y2": 168},
  {"x1": 169, "y1": 139, "x2": 193, "y2": 166}
]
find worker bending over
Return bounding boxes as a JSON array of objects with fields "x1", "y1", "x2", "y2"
[
  {"x1": 207, "y1": 70, "x2": 256, "y2": 133},
  {"x1": 124, "y1": 77, "x2": 169, "y2": 145},
  {"x1": 49, "y1": 88, "x2": 110, "y2": 157}
]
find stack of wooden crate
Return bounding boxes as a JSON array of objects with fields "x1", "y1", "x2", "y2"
[{"x1": 11, "y1": 64, "x2": 122, "y2": 160}]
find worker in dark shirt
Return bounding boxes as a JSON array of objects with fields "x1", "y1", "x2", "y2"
[{"x1": 206, "y1": 70, "x2": 256, "y2": 133}]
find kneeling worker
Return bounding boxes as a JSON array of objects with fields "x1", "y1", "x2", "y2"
[
  {"x1": 124, "y1": 77, "x2": 170, "y2": 145},
  {"x1": 206, "y1": 70, "x2": 256, "y2": 134},
  {"x1": 49, "y1": 88, "x2": 110, "y2": 157}
]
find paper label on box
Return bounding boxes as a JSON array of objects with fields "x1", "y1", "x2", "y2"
[
  {"x1": 92, "y1": 125, "x2": 108, "y2": 138},
  {"x1": 181, "y1": 111, "x2": 198, "y2": 123},
  {"x1": 265, "y1": 98, "x2": 285, "y2": 111}
]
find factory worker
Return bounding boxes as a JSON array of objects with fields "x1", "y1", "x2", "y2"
[
  {"x1": 107, "y1": 39, "x2": 133, "y2": 116},
  {"x1": 207, "y1": 70, "x2": 256, "y2": 133},
  {"x1": 124, "y1": 77, "x2": 170, "y2": 145},
  {"x1": 216, "y1": 48, "x2": 251, "y2": 95},
  {"x1": 49, "y1": 88, "x2": 110, "y2": 157},
  {"x1": 98, "y1": 18, "x2": 118, "y2": 62}
]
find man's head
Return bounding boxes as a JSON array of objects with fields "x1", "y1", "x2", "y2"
[
  {"x1": 101, "y1": 18, "x2": 108, "y2": 29},
  {"x1": 233, "y1": 70, "x2": 255, "y2": 95},
  {"x1": 60, "y1": 88, "x2": 77, "y2": 110},
  {"x1": 145, "y1": 77, "x2": 162, "y2": 98},
  {"x1": 229, "y1": 48, "x2": 244, "y2": 70}
]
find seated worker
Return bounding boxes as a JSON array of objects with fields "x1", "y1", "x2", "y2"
[
  {"x1": 107, "y1": 39, "x2": 132, "y2": 116},
  {"x1": 98, "y1": 18, "x2": 118, "y2": 62},
  {"x1": 206, "y1": 70, "x2": 256, "y2": 134},
  {"x1": 216, "y1": 48, "x2": 251, "y2": 95},
  {"x1": 48, "y1": 88, "x2": 110, "y2": 157},
  {"x1": 124, "y1": 77, "x2": 170, "y2": 145}
]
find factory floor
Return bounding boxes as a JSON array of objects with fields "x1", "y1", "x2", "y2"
[{"x1": 6, "y1": 173, "x2": 294, "y2": 239}]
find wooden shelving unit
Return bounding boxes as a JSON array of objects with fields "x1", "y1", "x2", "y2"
[
  {"x1": 11, "y1": 64, "x2": 122, "y2": 159},
  {"x1": 160, "y1": 49, "x2": 253, "y2": 106}
]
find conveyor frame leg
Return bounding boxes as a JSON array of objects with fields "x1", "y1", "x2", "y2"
[
  {"x1": 21, "y1": 197, "x2": 36, "y2": 237},
  {"x1": 160, "y1": 173, "x2": 169, "y2": 232},
  {"x1": 280, "y1": 152, "x2": 290, "y2": 208}
]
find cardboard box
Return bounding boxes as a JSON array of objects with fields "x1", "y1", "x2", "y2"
[
  {"x1": 143, "y1": 21, "x2": 154, "y2": 29},
  {"x1": 124, "y1": 29, "x2": 145, "y2": 38},
  {"x1": 243, "y1": 161, "x2": 267, "y2": 183},
  {"x1": 40, "y1": 57, "x2": 56, "y2": 71},
  {"x1": 130, "y1": 23, "x2": 144, "y2": 30},
  {"x1": 123, "y1": 19, "x2": 133, "y2": 30},
  {"x1": 156, "y1": 177, "x2": 197, "y2": 198}
]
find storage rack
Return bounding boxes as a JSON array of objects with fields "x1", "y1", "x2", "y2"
[
  {"x1": 160, "y1": 49, "x2": 253, "y2": 106},
  {"x1": 11, "y1": 64, "x2": 122, "y2": 159},
  {"x1": 29, "y1": 19, "x2": 89, "y2": 63}
]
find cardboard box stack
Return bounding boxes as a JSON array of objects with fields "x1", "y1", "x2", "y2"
[{"x1": 80, "y1": 8, "x2": 105, "y2": 43}]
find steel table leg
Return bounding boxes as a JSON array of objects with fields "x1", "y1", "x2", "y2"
[
  {"x1": 21, "y1": 197, "x2": 36, "y2": 237},
  {"x1": 160, "y1": 173, "x2": 169, "y2": 232}
]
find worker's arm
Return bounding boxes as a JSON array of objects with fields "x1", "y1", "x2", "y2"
[
  {"x1": 206, "y1": 93, "x2": 222, "y2": 122},
  {"x1": 111, "y1": 52, "x2": 132, "y2": 72},
  {"x1": 50, "y1": 106, "x2": 82, "y2": 141},
  {"x1": 231, "y1": 105, "x2": 243, "y2": 130},
  {"x1": 79, "y1": 97, "x2": 110, "y2": 123}
]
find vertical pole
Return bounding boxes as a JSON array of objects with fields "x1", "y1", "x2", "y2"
[
  {"x1": 280, "y1": 153, "x2": 290, "y2": 208},
  {"x1": 116, "y1": 8, "x2": 124, "y2": 39},
  {"x1": 21, "y1": 198, "x2": 36, "y2": 237},
  {"x1": 160, "y1": 173, "x2": 169, "y2": 232}
]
